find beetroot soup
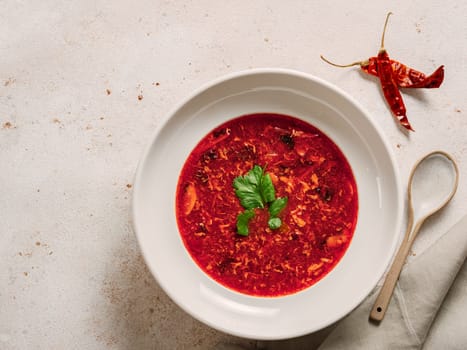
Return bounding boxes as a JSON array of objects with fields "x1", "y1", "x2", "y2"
[{"x1": 176, "y1": 113, "x2": 358, "y2": 297}]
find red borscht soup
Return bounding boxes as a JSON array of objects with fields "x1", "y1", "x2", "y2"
[{"x1": 176, "y1": 113, "x2": 358, "y2": 297}]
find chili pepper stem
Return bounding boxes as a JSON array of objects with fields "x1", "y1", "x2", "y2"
[
  {"x1": 380, "y1": 12, "x2": 393, "y2": 51},
  {"x1": 320, "y1": 55, "x2": 368, "y2": 68}
]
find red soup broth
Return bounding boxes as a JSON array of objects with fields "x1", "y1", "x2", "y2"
[{"x1": 175, "y1": 113, "x2": 358, "y2": 297}]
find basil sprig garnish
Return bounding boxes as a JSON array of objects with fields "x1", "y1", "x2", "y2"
[{"x1": 233, "y1": 165, "x2": 287, "y2": 236}]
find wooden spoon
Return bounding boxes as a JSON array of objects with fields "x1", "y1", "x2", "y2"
[{"x1": 369, "y1": 151, "x2": 459, "y2": 322}]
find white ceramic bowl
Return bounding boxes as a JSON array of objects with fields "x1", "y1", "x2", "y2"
[{"x1": 132, "y1": 69, "x2": 403, "y2": 340}]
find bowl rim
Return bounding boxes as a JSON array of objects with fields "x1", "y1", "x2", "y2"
[{"x1": 131, "y1": 67, "x2": 404, "y2": 339}]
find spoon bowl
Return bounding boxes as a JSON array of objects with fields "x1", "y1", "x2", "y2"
[{"x1": 410, "y1": 152, "x2": 459, "y2": 221}]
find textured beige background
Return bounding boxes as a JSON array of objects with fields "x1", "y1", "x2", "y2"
[{"x1": 1, "y1": 0, "x2": 466, "y2": 349}]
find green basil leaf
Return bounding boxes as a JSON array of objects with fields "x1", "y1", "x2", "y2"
[
  {"x1": 260, "y1": 173, "x2": 276, "y2": 203},
  {"x1": 245, "y1": 165, "x2": 264, "y2": 187},
  {"x1": 237, "y1": 209, "x2": 255, "y2": 236},
  {"x1": 268, "y1": 217, "x2": 282, "y2": 230},
  {"x1": 269, "y1": 197, "x2": 288, "y2": 217},
  {"x1": 233, "y1": 176, "x2": 264, "y2": 209}
]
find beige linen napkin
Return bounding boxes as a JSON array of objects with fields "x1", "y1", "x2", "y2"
[{"x1": 219, "y1": 214, "x2": 467, "y2": 350}]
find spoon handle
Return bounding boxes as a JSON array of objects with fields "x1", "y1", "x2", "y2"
[{"x1": 369, "y1": 221, "x2": 423, "y2": 322}]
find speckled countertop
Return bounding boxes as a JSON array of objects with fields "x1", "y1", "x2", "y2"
[{"x1": 1, "y1": 1, "x2": 466, "y2": 349}]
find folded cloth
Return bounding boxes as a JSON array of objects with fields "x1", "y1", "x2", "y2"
[
  {"x1": 219, "y1": 214, "x2": 467, "y2": 350},
  {"x1": 424, "y1": 259, "x2": 467, "y2": 349}
]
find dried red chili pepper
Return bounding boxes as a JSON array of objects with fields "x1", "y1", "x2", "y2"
[
  {"x1": 361, "y1": 58, "x2": 444, "y2": 88},
  {"x1": 321, "y1": 12, "x2": 444, "y2": 132},
  {"x1": 376, "y1": 49, "x2": 413, "y2": 131},
  {"x1": 320, "y1": 57, "x2": 444, "y2": 89}
]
